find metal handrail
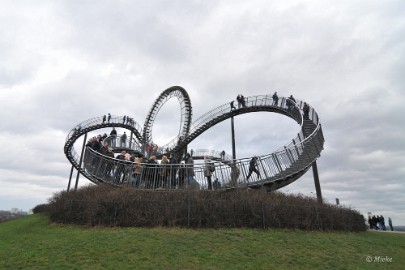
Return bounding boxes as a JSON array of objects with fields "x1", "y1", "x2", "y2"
[
  {"x1": 158, "y1": 95, "x2": 298, "y2": 152},
  {"x1": 65, "y1": 115, "x2": 143, "y2": 143},
  {"x1": 103, "y1": 135, "x2": 142, "y2": 152},
  {"x1": 81, "y1": 121, "x2": 323, "y2": 190},
  {"x1": 189, "y1": 149, "x2": 233, "y2": 161}
]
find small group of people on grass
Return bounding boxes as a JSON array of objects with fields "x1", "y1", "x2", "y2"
[{"x1": 368, "y1": 215, "x2": 394, "y2": 231}]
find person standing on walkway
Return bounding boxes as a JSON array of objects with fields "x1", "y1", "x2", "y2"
[
  {"x1": 220, "y1": 150, "x2": 225, "y2": 160},
  {"x1": 185, "y1": 153, "x2": 194, "y2": 187},
  {"x1": 241, "y1": 95, "x2": 247, "y2": 107},
  {"x1": 230, "y1": 101, "x2": 236, "y2": 110},
  {"x1": 204, "y1": 155, "x2": 214, "y2": 190},
  {"x1": 121, "y1": 132, "x2": 127, "y2": 147},
  {"x1": 236, "y1": 95, "x2": 242, "y2": 109},
  {"x1": 303, "y1": 102, "x2": 310, "y2": 119},
  {"x1": 247, "y1": 156, "x2": 261, "y2": 180},
  {"x1": 272, "y1": 92, "x2": 279, "y2": 106},
  {"x1": 110, "y1": 127, "x2": 117, "y2": 147},
  {"x1": 169, "y1": 153, "x2": 178, "y2": 189},
  {"x1": 287, "y1": 95, "x2": 296, "y2": 110}
]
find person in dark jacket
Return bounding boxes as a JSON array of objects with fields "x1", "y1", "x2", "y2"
[
  {"x1": 169, "y1": 153, "x2": 178, "y2": 189},
  {"x1": 110, "y1": 127, "x2": 117, "y2": 147},
  {"x1": 287, "y1": 95, "x2": 296, "y2": 110},
  {"x1": 145, "y1": 156, "x2": 158, "y2": 189},
  {"x1": 92, "y1": 137, "x2": 102, "y2": 152},
  {"x1": 303, "y1": 102, "x2": 310, "y2": 119},
  {"x1": 388, "y1": 217, "x2": 393, "y2": 231},
  {"x1": 121, "y1": 132, "x2": 127, "y2": 147},
  {"x1": 247, "y1": 156, "x2": 261, "y2": 180},
  {"x1": 185, "y1": 153, "x2": 194, "y2": 187},
  {"x1": 204, "y1": 155, "x2": 214, "y2": 190},
  {"x1": 272, "y1": 92, "x2": 279, "y2": 106}
]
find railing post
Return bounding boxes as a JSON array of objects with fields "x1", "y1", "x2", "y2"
[
  {"x1": 129, "y1": 131, "x2": 133, "y2": 149},
  {"x1": 74, "y1": 133, "x2": 88, "y2": 190},
  {"x1": 292, "y1": 139, "x2": 300, "y2": 157},
  {"x1": 272, "y1": 154, "x2": 283, "y2": 174},
  {"x1": 284, "y1": 146, "x2": 294, "y2": 164},
  {"x1": 258, "y1": 158, "x2": 269, "y2": 179},
  {"x1": 231, "y1": 115, "x2": 236, "y2": 160}
]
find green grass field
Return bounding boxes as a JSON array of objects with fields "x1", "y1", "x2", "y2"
[{"x1": 1, "y1": 214, "x2": 404, "y2": 270}]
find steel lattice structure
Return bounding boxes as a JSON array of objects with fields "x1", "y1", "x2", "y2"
[
  {"x1": 64, "y1": 86, "x2": 325, "y2": 193},
  {"x1": 142, "y1": 86, "x2": 192, "y2": 151}
]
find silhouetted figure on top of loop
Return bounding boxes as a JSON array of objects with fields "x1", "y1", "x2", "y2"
[
  {"x1": 240, "y1": 95, "x2": 246, "y2": 107},
  {"x1": 230, "y1": 100, "x2": 236, "y2": 110},
  {"x1": 236, "y1": 95, "x2": 242, "y2": 109},
  {"x1": 123, "y1": 115, "x2": 126, "y2": 124},
  {"x1": 107, "y1": 113, "x2": 111, "y2": 123},
  {"x1": 303, "y1": 102, "x2": 310, "y2": 119},
  {"x1": 126, "y1": 117, "x2": 132, "y2": 125},
  {"x1": 220, "y1": 150, "x2": 225, "y2": 160},
  {"x1": 272, "y1": 92, "x2": 279, "y2": 106},
  {"x1": 102, "y1": 115, "x2": 106, "y2": 123}
]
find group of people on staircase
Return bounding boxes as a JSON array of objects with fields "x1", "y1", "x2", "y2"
[{"x1": 84, "y1": 131, "x2": 224, "y2": 191}]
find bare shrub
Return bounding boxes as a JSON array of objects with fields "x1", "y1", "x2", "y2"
[{"x1": 43, "y1": 185, "x2": 367, "y2": 231}]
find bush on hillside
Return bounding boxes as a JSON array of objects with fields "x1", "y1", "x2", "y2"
[
  {"x1": 32, "y1": 204, "x2": 50, "y2": 214},
  {"x1": 42, "y1": 185, "x2": 367, "y2": 231}
]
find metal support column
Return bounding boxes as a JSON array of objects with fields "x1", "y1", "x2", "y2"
[
  {"x1": 129, "y1": 131, "x2": 133, "y2": 149},
  {"x1": 230, "y1": 115, "x2": 237, "y2": 187},
  {"x1": 312, "y1": 160, "x2": 323, "y2": 203},
  {"x1": 231, "y1": 115, "x2": 236, "y2": 160},
  {"x1": 67, "y1": 166, "x2": 74, "y2": 192},
  {"x1": 74, "y1": 133, "x2": 88, "y2": 190}
]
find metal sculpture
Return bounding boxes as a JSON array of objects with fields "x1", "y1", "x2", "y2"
[{"x1": 64, "y1": 86, "x2": 324, "y2": 195}]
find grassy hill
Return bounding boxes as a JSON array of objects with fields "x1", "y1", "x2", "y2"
[{"x1": 1, "y1": 215, "x2": 404, "y2": 269}]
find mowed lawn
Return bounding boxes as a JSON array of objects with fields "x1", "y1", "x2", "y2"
[{"x1": 0, "y1": 215, "x2": 404, "y2": 270}]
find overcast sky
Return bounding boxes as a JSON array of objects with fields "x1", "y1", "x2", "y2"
[{"x1": 1, "y1": 0, "x2": 404, "y2": 225}]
